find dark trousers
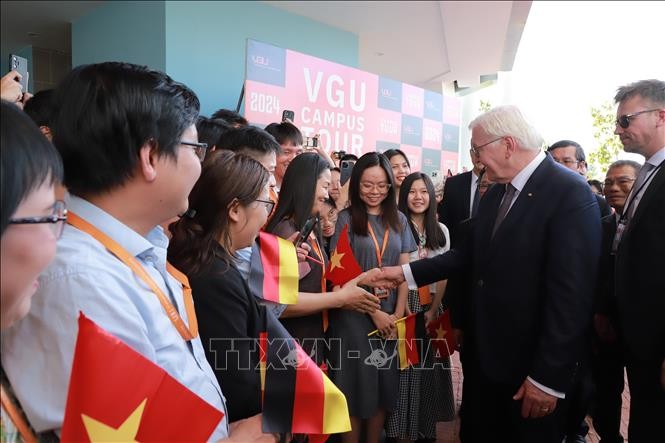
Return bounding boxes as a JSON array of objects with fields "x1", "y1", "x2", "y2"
[
  {"x1": 564, "y1": 362, "x2": 592, "y2": 441},
  {"x1": 625, "y1": 357, "x2": 665, "y2": 443},
  {"x1": 590, "y1": 340, "x2": 625, "y2": 443},
  {"x1": 459, "y1": 352, "x2": 567, "y2": 443}
]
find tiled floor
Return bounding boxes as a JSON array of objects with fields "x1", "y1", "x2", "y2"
[{"x1": 435, "y1": 354, "x2": 631, "y2": 443}]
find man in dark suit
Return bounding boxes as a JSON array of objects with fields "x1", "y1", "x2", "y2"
[
  {"x1": 611, "y1": 79, "x2": 665, "y2": 442},
  {"x1": 547, "y1": 139, "x2": 612, "y2": 218},
  {"x1": 591, "y1": 159, "x2": 641, "y2": 443},
  {"x1": 373, "y1": 105, "x2": 601, "y2": 442},
  {"x1": 437, "y1": 148, "x2": 485, "y2": 246}
]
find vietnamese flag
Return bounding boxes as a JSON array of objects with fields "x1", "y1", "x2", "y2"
[
  {"x1": 249, "y1": 231, "x2": 299, "y2": 304},
  {"x1": 396, "y1": 312, "x2": 426, "y2": 370},
  {"x1": 326, "y1": 225, "x2": 363, "y2": 286},
  {"x1": 261, "y1": 312, "x2": 351, "y2": 436},
  {"x1": 61, "y1": 314, "x2": 224, "y2": 442},
  {"x1": 426, "y1": 309, "x2": 456, "y2": 358}
]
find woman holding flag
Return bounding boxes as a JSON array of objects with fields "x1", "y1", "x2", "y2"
[
  {"x1": 328, "y1": 152, "x2": 417, "y2": 443},
  {"x1": 265, "y1": 153, "x2": 379, "y2": 366},
  {"x1": 386, "y1": 172, "x2": 455, "y2": 442}
]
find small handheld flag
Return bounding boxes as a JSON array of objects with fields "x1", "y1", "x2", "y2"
[
  {"x1": 426, "y1": 309, "x2": 456, "y2": 358},
  {"x1": 61, "y1": 314, "x2": 223, "y2": 442},
  {"x1": 327, "y1": 225, "x2": 362, "y2": 286},
  {"x1": 249, "y1": 231, "x2": 299, "y2": 305}
]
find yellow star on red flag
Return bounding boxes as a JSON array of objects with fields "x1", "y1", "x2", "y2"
[
  {"x1": 82, "y1": 398, "x2": 146, "y2": 442},
  {"x1": 329, "y1": 250, "x2": 346, "y2": 272}
]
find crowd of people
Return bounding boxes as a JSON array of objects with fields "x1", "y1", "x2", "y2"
[{"x1": 1, "y1": 63, "x2": 663, "y2": 443}]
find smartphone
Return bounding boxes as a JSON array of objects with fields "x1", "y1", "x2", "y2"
[
  {"x1": 340, "y1": 160, "x2": 354, "y2": 186},
  {"x1": 8, "y1": 54, "x2": 28, "y2": 92},
  {"x1": 282, "y1": 109, "x2": 295, "y2": 123},
  {"x1": 294, "y1": 216, "x2": 319, "y2": 247},
  {"x1": 304, "y1": 136, "x2": 319, "y2": 150}
]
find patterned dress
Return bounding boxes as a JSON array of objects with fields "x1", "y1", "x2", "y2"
[{"x1": 385, "y1": 222, "x2": 456, "y2": 440}]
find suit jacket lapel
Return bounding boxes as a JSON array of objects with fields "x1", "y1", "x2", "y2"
[
  {"x1": 462, "y1": 171, "x2": 473, "y2": 218},
  {"x1": 626, "y1": 163, "x2": 665, "y2": 237},
  {"x1": 488, "y1": 157, "x2": 552, "y2": 246}
]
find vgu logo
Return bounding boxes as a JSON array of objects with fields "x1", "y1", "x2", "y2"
[
  {"x1": 252, "y1": 55, "x2": 270, "y2": 66},
  {"x1": 381, "y1": 88, "x2": 393, "y2": 98}
]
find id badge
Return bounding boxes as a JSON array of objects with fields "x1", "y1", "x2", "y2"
[{"x1": 374, "y1": 288, "x2": 390, "y2": 299}]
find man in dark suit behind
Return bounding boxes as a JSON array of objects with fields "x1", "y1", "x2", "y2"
[
  {"x1": 437, "y1": 147, "x2": 485, "y2": 246},
  {"x1": 611, "y1": 79, "x2": 665, "y2": 442},
  {"x1": 547, "y1": 139, "x2": 612, "y2": 218},
  {"x1": 373, "y1": 105, "x2": 601, "y2": 442}
]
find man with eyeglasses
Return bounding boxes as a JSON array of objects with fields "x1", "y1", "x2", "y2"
[
  {"x1": 437, "y1": 142, "x2": 486, "y2": 247},
  {"x1": 589, "y1": 159, "x2": 641, "y2": 443},
  {"x1": 610, "y1": 79, "x2": 665, "y2": 442},
  {"x1": 1, "y1": 62, "x2": 276, "y2": 442},
  {"x1": 547, "y1": 140, "x2": 612, "y2": 217}
]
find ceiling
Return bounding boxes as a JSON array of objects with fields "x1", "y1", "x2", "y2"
[
  {"x1": 265, "y1": 1, "x2": 532, "y2": 92},
  {"x1": 1, "y1": 1, "x2": 531, "y2": 93},
  {"x1": 1, "y1": 1, "x2": 103, "y2": 56}
]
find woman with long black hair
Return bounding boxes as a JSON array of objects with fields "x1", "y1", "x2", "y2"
[
  {"x1": 265, "y1": 153, "x2": 379, "y2": 365},
  {"x1": 386, "y1": 171, "x2": 455, "y2": 442}
]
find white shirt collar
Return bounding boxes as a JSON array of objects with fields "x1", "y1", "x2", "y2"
[
  {"x1": 646, "y1": 146, "x2": 665, "y2": 166},
  {"x1": 510, "y1": 150, "x2": 547, "y2": 192}
]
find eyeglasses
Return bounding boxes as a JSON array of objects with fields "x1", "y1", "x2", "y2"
[
  {"x1": 553, "y1": 158, "x2": 581, "y2": 167},
  {"x1": 255, "y1": 199, "x2": 275, "y2": 215},
  {"x1": 9, "y1": 200, "x2": 68, "y2": 239},
  {"x1": 360, "y1": 182, "x2": 391, "y2": 193},
  {"x1": 615, "y1": 108, "x2": 662, "y2": 129},
  {"x1": 181, "y1": 141, "x2": 208, "y2": 162},
  {"x1": 603, "y1": 177, "x2": 636, "y2": 188},
  {"x1": 470, "y1": 137, "x2": 503, "y2": 156}
]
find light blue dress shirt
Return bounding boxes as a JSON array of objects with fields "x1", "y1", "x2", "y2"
[{"x1": 0, "y1": 196, "x2": 229, "y2": 439}]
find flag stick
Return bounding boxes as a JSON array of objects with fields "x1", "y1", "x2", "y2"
[
  {"x1": 367, "y1": 315, "x2": 410, "y2": 336},
  {"x1": 305, "y1": 255, "x2": 324, "y2": 266}
]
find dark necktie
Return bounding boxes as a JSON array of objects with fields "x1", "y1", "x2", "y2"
[
  {"x1": 492, "y1": 183, "x2": 516, "y2": 237},
  {"x1": 471, "y1": 177, "x2": 480, "y2": 217}
]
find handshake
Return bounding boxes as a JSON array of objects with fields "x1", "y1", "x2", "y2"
[{"x1": 358, "y1": 266, "x2": 406, "y2": 289}]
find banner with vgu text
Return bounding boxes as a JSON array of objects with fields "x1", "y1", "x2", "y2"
[{"x1": 244, "y1": 39, "x2": 461, "y2": 174}]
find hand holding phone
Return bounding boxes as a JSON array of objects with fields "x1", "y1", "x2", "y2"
[
  {"x1": 8, "y1": 54, "x2": 28, "y2": 92},
  {"x1": 294, "y1": 216, "x2": 318, "y2": 248},
  {"x1": 340, "y1": 160, "x2": 355, "y2": 186},
  {"x1": 282, "y1": 109, "x2": 295, "y2": 123}
]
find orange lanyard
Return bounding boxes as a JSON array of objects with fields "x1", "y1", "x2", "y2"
[
  {"x1": 1, "y1": 384, "x2": 38, "y2": 443},
  {"x1": 67, "y1": 212, "x2": 198, "y2": 341},
  {"x1": 309, "y1": 234, "x2": 330, "y2": 332},
  {"x1": 367, "y1": 222, "x2": 390, "y2": 266}
]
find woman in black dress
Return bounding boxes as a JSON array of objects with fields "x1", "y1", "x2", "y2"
[{"x1": 168, "y1": 150, "x2": 273, "y2": 422}]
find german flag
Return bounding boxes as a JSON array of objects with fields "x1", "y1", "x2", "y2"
[
  {"x1": 61, "y1": 314, "x2": 224, "y2": 442},
  {"x1": 396, "y1": 312, "x2": 426, "y2": 370},
  {"x1": 249, "y1": 231, "x2": 299, "y2": 304},
  {"x1": 261, "y1": 312, "x2": 351, "y2": 436}
]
